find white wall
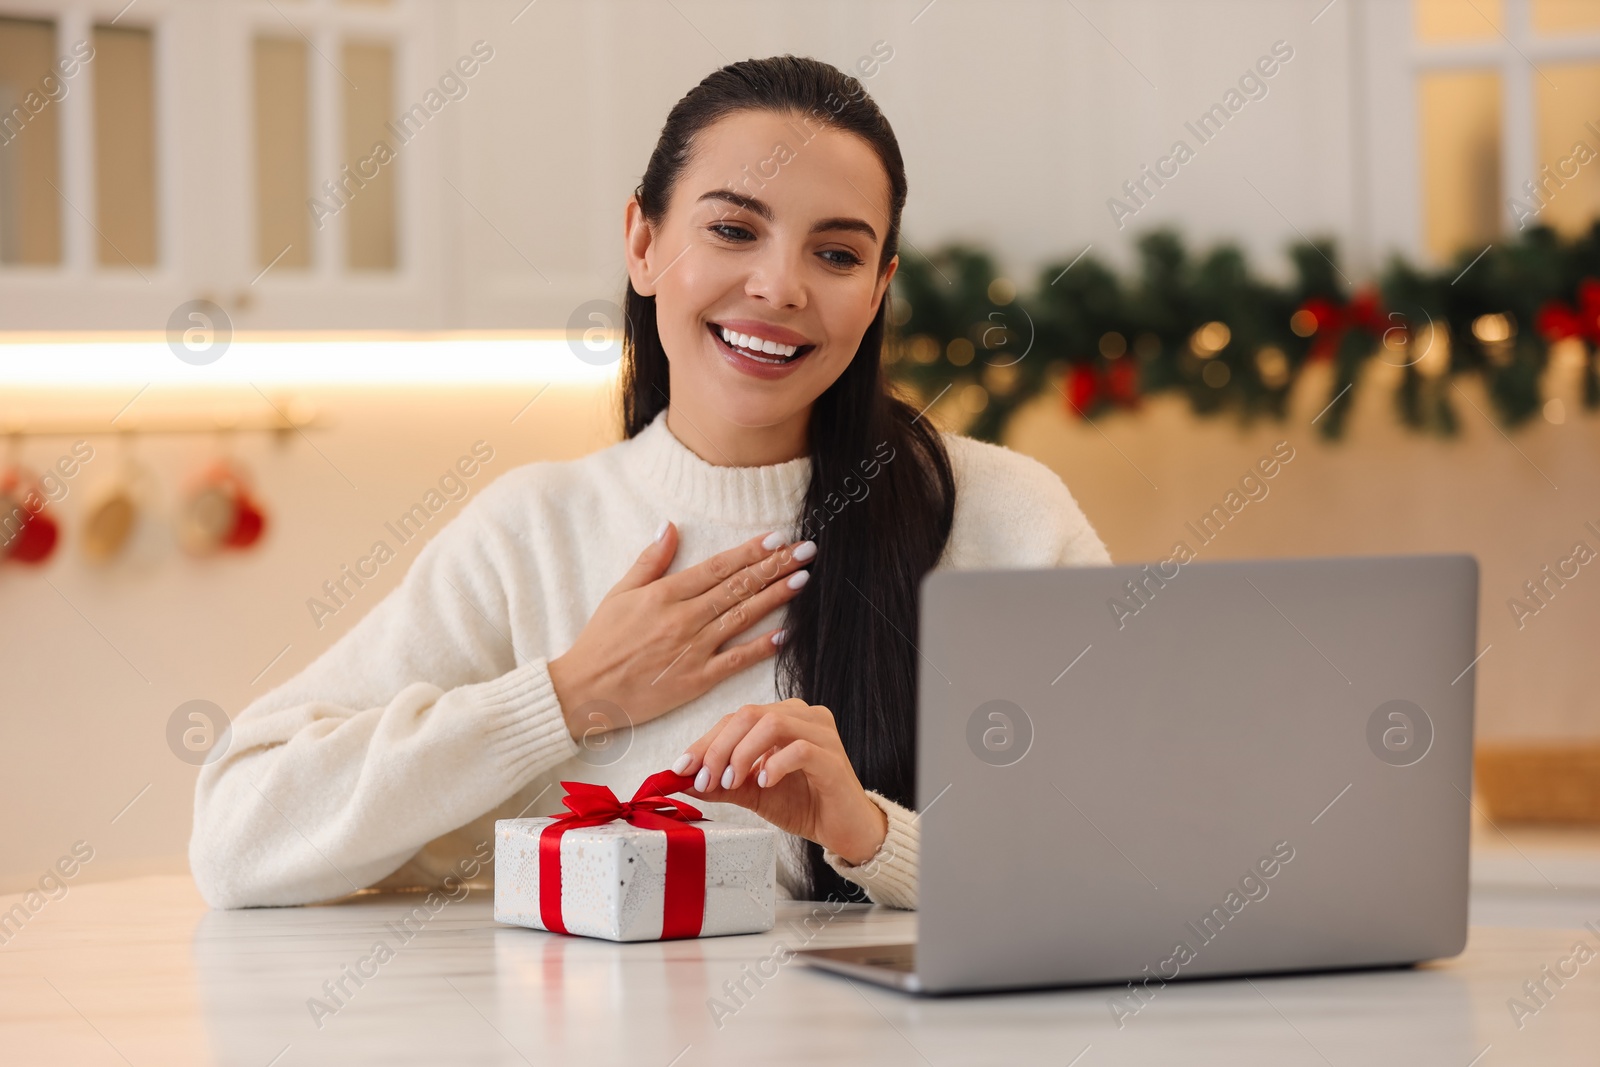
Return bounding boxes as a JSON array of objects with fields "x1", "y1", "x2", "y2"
[{"x1": 446, "y1": 0, "x2": 1402, "y2": 324}]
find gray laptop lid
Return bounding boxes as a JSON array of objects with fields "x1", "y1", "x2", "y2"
[{"x1": 914, "y1": 554, "x2": 1478, "y2": 995}]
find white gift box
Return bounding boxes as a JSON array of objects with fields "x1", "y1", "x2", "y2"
[{"x1": 493, "y1": 816, "x2": 778, "y2": 941}]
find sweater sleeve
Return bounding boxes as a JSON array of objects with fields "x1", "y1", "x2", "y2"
[
  {"x1": 189, "y1": 480, "x2": 582, "y2": 909},
  {"x1": 821, "y1": 790, "x2": 920, "y2": 909}
]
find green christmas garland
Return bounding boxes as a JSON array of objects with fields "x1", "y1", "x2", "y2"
[{"x1": 887, "y1": 224, "x2": 1600, "y2": 443}]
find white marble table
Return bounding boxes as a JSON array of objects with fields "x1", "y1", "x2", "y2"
[{"x1": 4, "y1": 830, "x2": 1600, "y2": 1066}]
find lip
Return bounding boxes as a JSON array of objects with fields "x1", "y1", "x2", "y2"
[{"x1": 708, "y1": 322, "x2": 815, "y2": 380}]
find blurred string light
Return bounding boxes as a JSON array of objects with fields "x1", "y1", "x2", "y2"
[
  {"x1": 945, "y1": 337, "x2": 976, "y2": 366},
  {"x1": 1190, "y1": 321, "x2": 1231, "y2": 357},
  {"x1": 0, "y1": 334, "x2": 620, "y2": 387},
  {"x1": 1255, "y1": 346, "x2": 1290, "y2": 388},
  {"x1": 1472, "y1": 314, "x2": 1512, "y2": 344}
]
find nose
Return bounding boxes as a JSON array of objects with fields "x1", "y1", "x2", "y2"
[{"x1": 743, "y1": 244, "x2": 807, "y2": 311}]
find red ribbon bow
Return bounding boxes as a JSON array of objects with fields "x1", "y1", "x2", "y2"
[
  {"x1": 1537, "y1": 278, "x2": 1600, "y2": 344},
  {"x1": 538, "y1": 770, "x2": 708, "y2": 939},
  {"x1": 1063, "y1": 361, "x2": 1140, "y2": 418},
  {"x1": 1297, "y1": 287, "x2": 1388, "y2": 361}
]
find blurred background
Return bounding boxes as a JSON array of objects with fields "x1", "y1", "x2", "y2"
[{"x1": 2, "y1": 0, "x2": 1599, "y2": 892}]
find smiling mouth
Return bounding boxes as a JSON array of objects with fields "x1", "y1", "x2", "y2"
[{"x1": 707, "y1": 322, "x2": 816, "y2": 365}]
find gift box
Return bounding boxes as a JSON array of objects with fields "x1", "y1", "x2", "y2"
[{"x1": 494, "y1": 769, "x2": 777, "y2": 941}]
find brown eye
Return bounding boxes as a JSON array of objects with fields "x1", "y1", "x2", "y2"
[{"x1": 710, "y1": 223, "x2": 754, "y2": 243}]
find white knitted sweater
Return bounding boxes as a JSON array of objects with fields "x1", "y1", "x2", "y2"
[{"x1": 190, "y1": 407, "x2": 1111, "y2": 911}]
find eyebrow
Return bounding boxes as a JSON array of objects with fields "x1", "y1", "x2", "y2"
[{"x1": 696, "y1": 189, "x2": 879, "y2": 244}]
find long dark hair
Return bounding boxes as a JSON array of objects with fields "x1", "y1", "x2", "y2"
[{"x1": 619, "y1": 55, "x2": 955, "y2": 902}]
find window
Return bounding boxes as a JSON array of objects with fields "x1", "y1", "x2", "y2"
[
  {"x1": 0, "y1": 15, "x2": 157, "y2": 270},
  {"x1": 1533, "y1": 59, "x2": 1600, "y2": 235},
  {"x1": 92, "y1": 24, "x2": 156, "y2": 268},
  {"x1": 1418, "y1": 69, "x2": 1501, "y2": 259},
  {"x1": 1413, "y1": 0, "x2": 1600, "y2": 260},
  {"x1": 341, "y1": 39, "x2": 396, "y2": 271},
  {"x1": 250, "y1": 0, "x2": 401, "y2": 275},
  {"x1": 0, "y1": 16, "x2": 65, "y2": 265},
  {"x1": 255, "y1": 36, "x2": 313, "y2": 272}
]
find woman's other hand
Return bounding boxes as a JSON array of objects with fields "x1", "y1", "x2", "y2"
[
  {"x1": 548, "y1": 523, "x2": 815, "y2": 741},
  {"x1": 669, "y1": 698, "x2": 889, "y2": 866}
]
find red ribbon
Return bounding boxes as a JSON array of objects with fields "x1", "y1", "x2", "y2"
[
  {"x1": 537, "y1": 770, "x2": 707, "y2": 939},
  {"x1": 1537, "y1": 278, "x2": 1600, "y2": 344}
]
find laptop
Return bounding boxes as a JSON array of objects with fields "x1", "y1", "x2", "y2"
[{"x1": 796, "y1": 554, "x2": 1479, "y2": 995}]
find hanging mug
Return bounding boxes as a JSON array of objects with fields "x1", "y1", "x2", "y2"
[
  {"x1": 177, "y1": 458, "x2": 268, "y2": 555},
  {"x1": 0, "y1": 464, "x2": 61, "y2": 565},
  {"x1": 81, "y1": 452, "x2": 159, "y2": 564}
]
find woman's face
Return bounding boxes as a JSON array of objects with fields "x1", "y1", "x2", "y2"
[{"x1": 625, "y1": 109, "x2": 898, "y2": 435}]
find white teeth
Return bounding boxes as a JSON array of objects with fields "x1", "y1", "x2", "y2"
[{"x1": 719, "y1": 325, "x2": 800, "y2": 359}]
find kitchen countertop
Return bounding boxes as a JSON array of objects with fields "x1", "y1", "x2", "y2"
[{"x1": 4, "y1": 827, "x2": 1600, "y2": 1066}]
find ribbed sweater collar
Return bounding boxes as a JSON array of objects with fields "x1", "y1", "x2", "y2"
[{"x1": 625, "y1": 407, "x2": 812, "y2": 528}]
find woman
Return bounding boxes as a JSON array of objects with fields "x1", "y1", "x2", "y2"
[{"x1": 190, "y1": 55, "x2": 1110, "y2": 912}]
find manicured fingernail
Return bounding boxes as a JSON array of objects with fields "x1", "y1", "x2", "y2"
[
  {"x1": 670, "y1": 752, "x2": 692, "y2": 775},
  {"x1": 787, "y1": 570, "x2": 810, "y2": 590},
  {"x1": 792, "y1": 540, "x2": 817, "y2": 562},
  {"x1": 654, "y1": 520, "x2": 670, "y2": 542},
  {"x1": 771, "y1": 628, "x2": 788, "y2": 646},
  {"x1": 761, "y1": 530, "x2": 784, "y2": 550},
  {"x1": 758, "y1": 769, "x2": 769, "y2": 788},
  {"x1": 720, "y1": 766, "x2": 734, "y2": 789},
  {"x1": 694, "y1": 767, "x2": 711, "y2": 792}
]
